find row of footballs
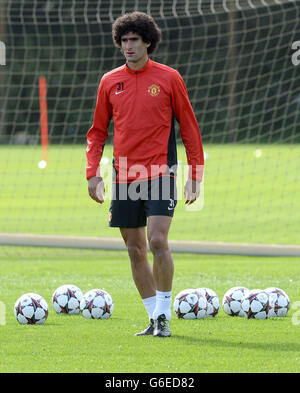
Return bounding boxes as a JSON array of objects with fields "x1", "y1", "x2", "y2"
[
  {"x1": 174, "y1": 286, "x2": 290, "y2": 320},
  {"x1": 14, "y1": 284, "x2": 290, "y2": 325},
  {"x1": 14, "y1": 285, "x2": 113, "y2": 325}
]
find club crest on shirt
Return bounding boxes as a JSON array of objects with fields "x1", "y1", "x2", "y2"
[{"x1": 147, "y1": 84, "x2": 160, "y2": 97}]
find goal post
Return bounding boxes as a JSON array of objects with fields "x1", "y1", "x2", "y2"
[
  {"x1": 1, "y1": 233, "x2": 300, "y2": 257},
  {"x1": 0, "y1": 0, "x2": 300, "y2": 256}
]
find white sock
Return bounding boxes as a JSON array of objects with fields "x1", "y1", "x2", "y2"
[
  {"x1": 152, "y1": 290, "x2": 172, "y2": 321},
  {"x1": 142, "y1": 296, "x2": 156, "y2": 320}
]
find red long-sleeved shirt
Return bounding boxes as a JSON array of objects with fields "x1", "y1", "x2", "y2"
[{"x1": 86, "y1": 58, "x2": 204, "y2": 183}]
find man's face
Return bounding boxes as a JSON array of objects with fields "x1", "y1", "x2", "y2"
[{"x1": 121, "y1": 32, "x2": 150, "y2": 63}]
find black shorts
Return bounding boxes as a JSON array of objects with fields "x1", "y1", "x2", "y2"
[{"x1": 109, "y1": 176, "x2": 177, "y2": 228}]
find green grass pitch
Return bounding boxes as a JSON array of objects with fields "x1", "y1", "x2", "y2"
[
  {"x1": 1, "y1": 144, "x2": 300, "y2": 244},
  {"x1": 0, "y1": 248, "x2": 300, "y2": 373},
  {"x1": 0, "y1": 143, "x2": 300, "y2": 373}
]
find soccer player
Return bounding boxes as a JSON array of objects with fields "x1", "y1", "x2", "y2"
[{"x1": 86, "y1": 12, "x2": 204, "y2": 337}]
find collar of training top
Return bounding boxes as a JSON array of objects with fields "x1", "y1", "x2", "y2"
[{"x1": 125, "y1": 58, "x2": 152, "y2": 74}]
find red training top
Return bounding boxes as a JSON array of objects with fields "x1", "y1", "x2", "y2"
[{"x1": 86, "y1": 58, "x2": 204, "y2": 183}]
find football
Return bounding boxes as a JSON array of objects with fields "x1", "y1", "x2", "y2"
[
  {"x1": 80, "y1": 289, "x2": 114, "y2": 319},
  {"x1": 14, "y1": 293, "x2": 49, "y2": 325},
  {"x1": 174, "y1": 288, "x2": 196, "y2": 299},
  {"x1": 197, "y1": 293, "x2": 209, "y2": 319},
  {"x1": 196, "y1": 287, "x2": 220, "y2": 317},
  {"x1": 222, "y1": 286, "x2": 249, "y2": 316},
  {"x1": 173, "y1": 289, "x2": 208, "y2": 319},
  {"x1": 265, "y1": 287, "x2": 290, "y2": 317},
  {"x1": 241, "y1": 289, "x2": 270, "y2": 319},
  {"x1": 52, "y1": 284, "x2": 83, "y2": 314}
]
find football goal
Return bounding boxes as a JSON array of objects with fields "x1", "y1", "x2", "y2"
[{"x1": 0, "y1": 0, "x2": 300, "y2": 256}]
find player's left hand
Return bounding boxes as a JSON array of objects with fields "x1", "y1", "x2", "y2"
[
  {"x1": 184, "y1": 178, "x2": 200, "y2": 205},
  {"x1": 88, "y1": 176, "x2": 105, "y2": 204}
]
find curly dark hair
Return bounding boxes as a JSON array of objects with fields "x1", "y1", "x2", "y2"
[{"x1": 112, "y1": 12, "x2": 161, "y2": 55}]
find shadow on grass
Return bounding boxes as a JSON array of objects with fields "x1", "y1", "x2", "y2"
[{"x1": 172, "y1": 334, "x2": 300, "y2": 353}]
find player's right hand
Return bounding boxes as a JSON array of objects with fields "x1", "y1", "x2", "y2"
[{"x1": 88, "y1": 176, "x2": 105, "y2": 204}]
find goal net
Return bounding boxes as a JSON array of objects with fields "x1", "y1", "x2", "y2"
[{"x1": 0, "y1": 0, "x2": 300, "y2": 255}]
